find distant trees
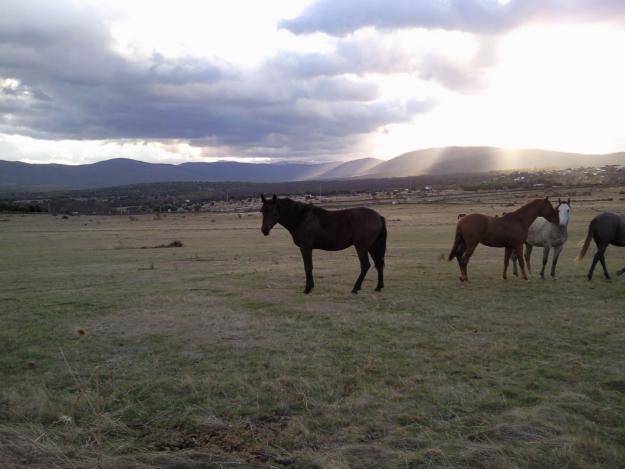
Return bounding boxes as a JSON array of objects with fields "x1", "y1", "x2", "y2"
[{"x1": 0, "y1": 202, "x2": 47, "y2": 213}]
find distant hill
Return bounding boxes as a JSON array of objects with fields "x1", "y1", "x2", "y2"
[
  {"x1": 1, "y1": 147, "x2": 624, "y2": 191},
  {"x1": 0, "y1": 158, "x2": 340, "y2": 191},
  {"x1": 359, "y1": 147, "x2": 625, "y2": 178},
  {"x1": 317, "y1": 158, "x2": 383, "y2": 179}
]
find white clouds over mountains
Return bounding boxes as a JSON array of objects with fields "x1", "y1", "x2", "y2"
[{"x1": 1, "y1": 0, "x2": 624, "y2": 164}]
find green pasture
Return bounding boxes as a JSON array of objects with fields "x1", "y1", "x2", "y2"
[{"x1": 1, "y1": 192, "x2": 624, "y2": 468}]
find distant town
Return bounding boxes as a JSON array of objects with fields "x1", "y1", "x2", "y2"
[{"x1": 2, "y1": 164, "x2": 624, "y2": 216}]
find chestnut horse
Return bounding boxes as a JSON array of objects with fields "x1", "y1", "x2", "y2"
[
  {"x1": 260, "y1": 195, "x2": 387, "y2": 294},
  {"x1": 448, "y1": 198, "x2": 559, "y2": 281}
]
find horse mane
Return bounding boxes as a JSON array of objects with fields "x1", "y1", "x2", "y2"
[{"x1": 277, "y1": 197, "x2": 313, "y2": 214}]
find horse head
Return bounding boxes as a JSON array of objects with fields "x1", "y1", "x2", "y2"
[
  {"x1": 556, "y1": 198, "x2": 571, "y2": 227},
  {"x1": 260, "y1": 194, "x2": 279, "y2": 235},
  {"x1": 540, "y1": 197, "x2": 559, "y2": 225}
]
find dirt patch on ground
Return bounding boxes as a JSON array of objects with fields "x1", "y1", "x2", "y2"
[
  {"x1": 143, "y1": 417, "x2": 309, "y2": 467},
  {"x1": 88, "y1": 292, "x2": 284, "y2": 352}
]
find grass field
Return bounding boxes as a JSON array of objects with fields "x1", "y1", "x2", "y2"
[{"x1": 2, "y1": 189, "x2": 625, "y2": 468}]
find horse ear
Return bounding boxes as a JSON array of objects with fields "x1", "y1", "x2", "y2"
[
  {"x1": 545, "y1": 196, "x2": 549, "y2": 201},
  {"x1": 261, "y1": 194, "x2": 266, "y2": 203},
  {"x1": 567, "y1": 197, "x2": 571, "y2": 205},
  {"x1": 272, "y1": 194, "x2": 277, "y2": 202},
  {"x1": 558, "y1": 198, "x2": 561, "y2": 204}
]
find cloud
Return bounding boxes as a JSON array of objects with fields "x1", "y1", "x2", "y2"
[
  {"x1": 266, "y1": 30, "x2": 493, "y2": 94},
  {"x1": 280, "y1": 0, "x2": 625, "y2": 36},
  {"x1": 0, "y1": 0, "x2": 434, "y2": 161},
  {"x1": 269, "y1": 34, "x2": 414, "y2": 77}
]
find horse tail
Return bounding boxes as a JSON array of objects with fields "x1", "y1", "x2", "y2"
[
  {"x1": 448, "y1": 224, "x2": 463, "y2": 262},
  {"x1": 575, "y1": 218, "x2": 595, "y2": 262},
  {"x1": 374, "y1": 216, "x2": 387, "y2": 259}
]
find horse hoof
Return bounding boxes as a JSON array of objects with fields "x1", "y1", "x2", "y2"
[
  {"x1": 303, "y1": 288, "x2": 312, "y2": 294},
  {"x1": 351, "y1": 290, "x2": 358, "y2": 294},
  {"x1": 375, "y1": 287, "x2": 382, "y2": 292},
  {"x1": 540, "y1": 275, "x2": 545, "y2": 280}
]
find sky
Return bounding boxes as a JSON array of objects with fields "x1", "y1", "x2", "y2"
[{"x1": 1, "y1": 0, "x2": 625, "y2": 165}]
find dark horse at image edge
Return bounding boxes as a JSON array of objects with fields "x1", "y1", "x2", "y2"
[
  {"x1": 448, "y1": 197, "x2": 559, "y2": 281},
  {"x1": 576, "y1": 212, "x2": 625, "y2": 279},
  {"x1": 260, "y1": 195, "x2": 387, "y2": 293}
]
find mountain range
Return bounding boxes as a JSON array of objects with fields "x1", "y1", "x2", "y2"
[{"x1": 2, "y1": 146, "x2": 624, "y2": 192}]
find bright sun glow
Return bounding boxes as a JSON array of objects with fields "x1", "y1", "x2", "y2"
[{"x1": 368, "y1": 24, "x2": 625, "y2": 159}]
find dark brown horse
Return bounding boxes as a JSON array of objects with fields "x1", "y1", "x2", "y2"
[
  {"x1": 260, "y1": 194, "x2": 387, "y2": 294},
  {"x1": 448, "y1": 198, "x2": 559, "y2": 281},
  {"x1": 576, "y1": 212, "x2": 625, "y2": 280}
]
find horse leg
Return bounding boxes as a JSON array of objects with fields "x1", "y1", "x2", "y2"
[
  {"x1": 454, "y1": 239, "x2": 466, "y2": 281},
  {"x1": 300, "y1": 247, "x2": 314, "y2": 293},
  {"x1": 456, "y1": 255, "x2": 464, "y2": 281},
  {"x1": 352, "y1": 246, "x2": 371, "y2": 293},
  {"x1": 599, "y1": 247, "x2": 611, "y2": 280},
  {"x1": 524, "y1": 243, "x2": 533, "y2": 274},
  {"x1": 588, "y1": 243, "x2": 606, "y2": 280},
  {"x1": 460, "y1": 242, "x2": 477, "y2": 282},
  {"x1": 511, "y1": 250, "x2": 518, "y2": 277},
  {"x1": 550, "y1": 244, "x2": 563, "y2": 278},
  {"x1": 617, "y1": 265, "x2": 625, "y2": 276},
  {"x1": 503, "y1": 247, "x2": 512, "y2": 280},
  {"x1": 514, "y1": 244, "x2": 528, "y2": 280},
  {"x1": 368, "y1": 245, "x2": 384, "y2": 292},
  {"x1": 540, "y1": 245, "x2": 550, "y2": 279}
]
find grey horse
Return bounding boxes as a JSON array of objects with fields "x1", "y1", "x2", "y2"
[
  {"x1": 576, "y1": 211, "x2": 625, "y2": 280},
  {"x1": 512, "y1": 199, "x2": 571, "y2": 278}
]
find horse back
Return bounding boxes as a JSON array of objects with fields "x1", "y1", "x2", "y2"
[
  {"x1": 307, "y1": 206, "x2": 384, "y2": 250},
  {"x1": 591, "y1": 212, "x2": 625, "y2": 246},
  {"x1": 458, "y1": 213, "x2": 525, "y2": 247},
  {"x1": 527, "y1": 217, "x2": 566, "y2": 247}
]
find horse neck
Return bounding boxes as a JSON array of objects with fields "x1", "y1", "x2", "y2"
[
  {"x1": 548, "y1": 219, "x2": 567, "y2": 243},
  {"x1": 277, "y1": 199, "x2": 309, "y2": 232},
  {"x1": 513, "y1": 200, "x2": 545, "y2": 228}
]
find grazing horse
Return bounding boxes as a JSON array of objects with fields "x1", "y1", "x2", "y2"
[
  {"x1": 576, "y1": 212, "x2": 625, "y2": 280},
  {"x1": 260, "y1": 194, "x2": 387, "y2": 294},
  {"x1": 448, "y1": 197, "x2": 559, "y2": 281},
  {"x1": 512, "y1": 198, "x2": 571, "y2": 279}
]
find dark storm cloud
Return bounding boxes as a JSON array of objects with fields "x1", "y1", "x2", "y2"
[
  {"x1": 280, "y1": 0, "x2": 625, "y2": 36},
  {"x1": 0, "y1": 0, "x2": 432, "y2": 160}
]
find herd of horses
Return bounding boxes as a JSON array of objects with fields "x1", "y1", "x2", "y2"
[{"x1": 260, "y1": 194, "x2": 625, "y2": 293}]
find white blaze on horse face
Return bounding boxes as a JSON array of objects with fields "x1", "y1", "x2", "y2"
[{"x1": 558, "y1": 204, "x2": 570, "y2": 227}]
